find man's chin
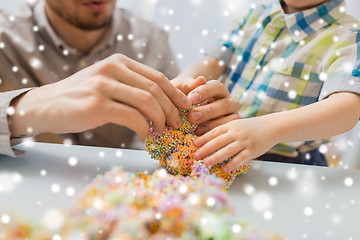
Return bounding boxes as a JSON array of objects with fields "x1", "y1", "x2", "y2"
[{"x1": 77, "y1": 23, "x2": 109, "y2": 31}]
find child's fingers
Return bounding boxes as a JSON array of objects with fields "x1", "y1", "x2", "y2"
[
  {"x1": 193, "y1": 125, "x2": 227, "y2": 147},
  {"x1": 188, "y1": 80, "x2": 229, "y2": 105},
  {"x1": 188, "y1": 98, "x2": 240, "y2": 125},
  {"x1": 222, "y1": 149, "x2": 251, "y2": 173},
  {"x1": 203, "y1": 141, "x2": 243, "y2": 168},
  {"x1": 191, "y1": 76, "x2": 207, "y2": 92},
  {"x1": 194, "y1": 133, "x2": 232, "y2": 160},
  {"x1": 172, "y1": 76, "x2": 207, "y2": 95}
]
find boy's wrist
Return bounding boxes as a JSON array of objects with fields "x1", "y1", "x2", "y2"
[{"x1": 258, "y1": 112, "x2": 288, "y2": 146}]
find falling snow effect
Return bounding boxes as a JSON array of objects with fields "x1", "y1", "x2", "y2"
[
  {"x1": 0, "y1": 0, "x2": 359, "y2": 239},
  {"x1": 51, "y1": 183, "x2": 61, "y2": 193},
  {"x1": 68, "y1": 157, "x2": 78, "y2": 166}
]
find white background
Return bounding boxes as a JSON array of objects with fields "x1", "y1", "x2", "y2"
[
  {"x1": 3, "y1": 0, "x2": 360, "y2": 69},
  {"x1": 1, "y1": 0, "x2": 360, "y2": 167}
]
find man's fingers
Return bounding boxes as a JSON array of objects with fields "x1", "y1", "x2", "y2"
[
  {"x1": 188, "y1": 80, "x2": 229, "y2": 105},
  {"x1": 111, "y1": 53, "x2": 165, "y2": 83},
  {"x1": 109, "y1": 66, "x2": 183, "y2": 129},
  {"x1": 103, "y1": 100, "x2": 150, "y2": 138},
  {"x1": 105, "y1": 81, "x2": 166, "y2": 134},
  {"x1": 119, "y1": 55, "x2": 191, "y2": 110},
  {"x1": 188, "y1": 98, "x2": 240, "y2": 125}
]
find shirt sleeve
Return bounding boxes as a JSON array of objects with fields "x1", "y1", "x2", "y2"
[
  {"x1": 319, "y1": 30, "x2": 360, "y2": 100},
  {"x1": 0, "y1": 88, "x2": 32, "y2": 157}
]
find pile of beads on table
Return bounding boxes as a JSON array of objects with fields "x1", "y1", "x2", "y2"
[
  {"x1": 0, "y1": 167, "x2": 282, "y2": 240},
  {"x1": 145, "y1": 107, "x2": 251, "y2": 188}
]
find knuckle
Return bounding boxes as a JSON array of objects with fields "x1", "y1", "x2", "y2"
[
  {"x1": 226, "y1": 131, "x2": 237, "y2": 140},
  {"x1": 99, "y1": 62, "x2": 119, "y2": 74},
  {"x1": 212, "y1": 127, "x2": 221, "y2": 137},
  {"x1": 154, "y1": 72, "x2": 167, "y2": 83},
  {"x1": 87, "y1": 96, "x2": 103, "y2": 110},
  {"x1": 113, "y1": 53, "x2": 126, "y2": 62},
  {"x1": 139, "y1": 91, "x2": 154, "y2": 104},
  {"x1": 147, "y1": 82, "x2": 162, "y2": 96},
  {"x1": 240, "y1": 149, "x2": 249, "y2": 160},
  {"x1": 213, "y1": 80, "x2": 230, "y2": 96},
  {"x1": 223, "y1": 98, "x2": 239, "y2": 114},
  {"x1": 246, "y1": 138, "x2": 256, "y2": 150},
  {"x1": 232, "y1": 98, "x2": 240, "y2": 110},
  {"x1": 227, "y1": 144, "x2": 237, "y2": 153},
  {"x1": 224, "y1": 99, "x2": 237, "y2": 113},
  {"x1": 203, "y1": 104, "x2": 214, "y2": 117},
  {"x1": 91, "y1": 78, "x2": 107, "y2": 92}
]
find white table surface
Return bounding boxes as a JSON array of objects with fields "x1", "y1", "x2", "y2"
[{"x1": 1, "y1": 142, "x2": 359, "y2": 239}]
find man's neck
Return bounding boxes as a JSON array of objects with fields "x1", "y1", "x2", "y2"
[{"x1": 44, "y1": 4, "x2": 108, "y2": 54}]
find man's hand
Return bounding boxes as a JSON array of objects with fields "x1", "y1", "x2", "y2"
[{"x1": 9, "y1": 54, "x2": 191, "y2": 138}]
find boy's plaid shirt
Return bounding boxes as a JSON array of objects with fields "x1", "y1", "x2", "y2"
[{"x1": 208, "y1": 0, "x2": 360, "y2": 157}]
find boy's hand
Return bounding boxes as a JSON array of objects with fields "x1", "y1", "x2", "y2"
[
  {"x1": 193, "y1": 117, "x2": 278, "y2": 173},
  {"x1": 172, "y1": 75, "x2": 239, "y2": 135},
  {"x1": 188, "y1": 80, "x2": 240, "y2": 135},
  {"x1": 171, "y1": 76, "x2": 207, "y2": 95}
]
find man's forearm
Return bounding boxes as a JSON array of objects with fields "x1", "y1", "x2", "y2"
[{"x1": 264, "y1": 92, "x2": 360, "y2": 144}]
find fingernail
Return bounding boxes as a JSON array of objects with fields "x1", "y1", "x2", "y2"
[
  {"x1": 188, "y1": 92, "x2": 200, "y2": 103},
  {"x1": 193, "y1": 139, "x2": 200, "y2": 147},
  {"x1": 190, "y1": 111, "x2": 202, "y2": 121},
  {"x1": 183, "y1": 96, "x2": 192, "y2": 108}
]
